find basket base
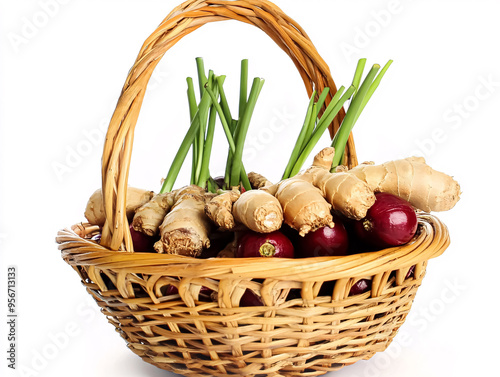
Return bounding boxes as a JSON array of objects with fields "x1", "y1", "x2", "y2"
[{"x1": 97, "y1": 284, "x2": 414, "y2": 377}]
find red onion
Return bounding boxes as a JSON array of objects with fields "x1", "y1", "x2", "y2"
[
  {"x1": 298, "y1": 220, "x2": 349, "y2": 258},
  {"x1": 354, "y1": 193, "x2": 418, "y2": 249},
  {"x1": 240, "y1": 289, "x2": 263, "y2": 306},
  {"x1": 129, "y1": 224, "x2": 157, "y2": 252},
  {"x1": 236, "y1": 230, "x2": 294, "y2": 258},
  {"x1": 349, "y1": 279, "x2": 372, "y2": 296}
]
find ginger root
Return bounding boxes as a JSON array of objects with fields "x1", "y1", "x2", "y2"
[
  {"x1": 302, "y1": 148, "x2": 376, "y2": 220},
  {"x1": 349, "y1": 156, "x2": 461, "y2": 212},
  {"x1": 248, "y1": 172, "x2": 273, "y2": 189},
  {"x1": 205, "y1": 188, "x2": 241, "y2": 230},
  {"x1": 154, "y1": 185, "x2": 212, "y2": 257},
  {"x1": 84, "y1": 187, "x2": 154, "y2": 226},
  {"x1": 233, "y1": 190, "x2": 284, "y2": 233},
  {"x1": 272, "y1": 177, "x2": 334, "y2": 236},
  {"x1": 204, "y1": 176, "x2": 284, "y2": 234},
  {"x1": 132, "y1": 192, "x2": 175, "y2": 236}
]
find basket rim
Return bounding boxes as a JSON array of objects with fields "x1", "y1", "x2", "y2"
[{"x1": 56, "y1": 213, "x2": 449, "y2": 282}]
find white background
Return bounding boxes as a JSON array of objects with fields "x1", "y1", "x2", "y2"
[{"x1": 1, "y1": 0, "x2": 499, "y2": 376}]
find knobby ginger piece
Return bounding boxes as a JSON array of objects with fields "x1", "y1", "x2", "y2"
[
  {"x1": 248, "y1": 172, "x2": 273, "y2": 189},
  {"x1": 303, "y1": 147, "x2": 375, "y2": 220},
  {"x1": 349, "y1": 156, "x2": 461, "y2": 212},
  {"x1": 205, "y1": 188, "x2": 241, "y2": 230},
  {"x1": 132, "y1": 192, "x2": 175, "y2": 236},
  {"x1": 84, "y1": 187, "x2": 154, "y2": 226},
  {"x1": 233, "y1": 190, "x2": 283, "y2": 233},
  {"x1": 154, "y1": 185, "x2": 212, "y2": 257},
  {"x1": 274, "y1": 177, "x2": 334, "y2": 236}
]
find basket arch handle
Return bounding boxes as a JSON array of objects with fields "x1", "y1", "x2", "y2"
[{"x1": 100, "y1": 0, "x2": 358, "y2": 251}]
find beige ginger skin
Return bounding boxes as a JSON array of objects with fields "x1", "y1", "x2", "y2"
[
  {"x1": 132, "y1": 192, "x2": 175, "y2": 236},
  {"x1": 154, "y1": 185, "x2": 213, "y2": 257},
  {"x1": 84, "y1": 187, "x2": 154, "y2": 227},
  {"x1": 205, "y1": 188, "x2": 241, "y2": 230},
  {"x1": 348, "y1": 156, "x2": 461, "y2": 213}
]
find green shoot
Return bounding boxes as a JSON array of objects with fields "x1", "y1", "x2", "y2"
[
  {"x1": 230, "y1": 77, "x2": 265, "y2": 187},
  {"x1": 330, "y1": 64, "x2": 381, "y2": 170},
  {"x1": 186, "y1": 77, "x2": 198, "y2": 185},
  {"x1": 282, "y1": 91, "x2": 316, "y2": 180},
  {"x1": 288, "y1": 86, "x2": 354, "y2": 177}
]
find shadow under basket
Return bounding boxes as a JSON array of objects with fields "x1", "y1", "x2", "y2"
[
  {"x1": 56, "y1": 1, "x2": 452, "y2": 376},
  {"x1": 57, "y1": 214, "x2": 449, "y2": 377}
]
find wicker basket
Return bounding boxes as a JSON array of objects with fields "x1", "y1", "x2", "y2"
[{"x1": 56, "y1": 1, "x2": 451, "y2": 376}]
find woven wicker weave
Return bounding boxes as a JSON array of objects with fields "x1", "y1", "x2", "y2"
[{"x1": 56, "y1": 1, "x2": 451, "y2": 376}]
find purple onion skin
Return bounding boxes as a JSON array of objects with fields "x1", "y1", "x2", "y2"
[
  {"x1": 200, "y1": 232, "x2": 234, "y2": 259},
  {"x1": 349, "y1": 279, "x2": 372, "y2": 296},
  {"x1": 164, "y1": 284, "x2": 214, "y2": 302},
  {"x1": 199, "y1": 286, "x2": 214, "y2": 302},
  {"x1": 164, "y1": 285, "x2": 178, "y2": 295},
  {"x1": 280, "y1": 224, "x2": 300, "y2": 245},
  {"x1": 318, "y1": 281, "x2": 335, "y2": 297},
  {"x1": 213, "y1": 176, "x2": 226, "y2": 190},
  {"x1": 240, "y1": 289, "x2": 263, "y2": 307},
  {"x1": 90, "y1": 233, "x2": 102, "y2": 243},
  {"x1": 406, "y1": 265, "x2": 416, "y2": 279},
  {"x1": 354, "y1": 193, "x2": 418, "y2": 249},
  {"x1": 298, "y1": 221, "x2": 349, "y2": 258},
  {"x1": 236, "y1": 231, "x2": 294, "y2": 258},
  {"x1": 129, "y1": 224, "x2": 157, "y2": 252}
]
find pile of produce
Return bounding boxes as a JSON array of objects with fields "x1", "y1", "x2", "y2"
[{"x1": 84, "y1": 58, "x2": 461, "y2": 304}]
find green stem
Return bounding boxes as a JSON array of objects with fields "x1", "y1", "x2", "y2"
[
  {"x1": 194, "y1": 71, "x2": 215, "y2": 183},
  {"x1": 239, "y1": 59, "x2": 248, "y2": 119},
  {"x1": 289, "y1": 86, "x2": 354, "y2": 177},
  {"x1": 240, "y1": 168, "x2": 251, "y2": 192},
  {"x1": 282, "y1": 91, "x2": 316, "y2": 180},
  {"x1": 205, "y1": 83, "x2": 250, "y2": 190},
  {"x1": 351, "y1": 58, "x2": 367, "y2": 95},
  {"x1": 230, "y1": 77, "x2": 265, "y2": 187},
  {"x1": 195, "y1": 57, "x2": 207, "y2": 97},
  {"x1": 330, "y1": 64, "x2": 381, "y2": 170},
  {"x1": 217, "y1": 76, "x2": 233, "y2": 130},
  {"x1": 302, "y1": 102, "x2": 317, "y2": 152},
  {"x1": 356, "y1": 60, "x2": 393, "y2": 122},
  {"x1": 206, "y1": 177, "x2": 216, "y2": 193},
  {"x1": 197, "y1": 103, "x2": 217, "y2": 188},
  {"x1": 187, "y1": 77, "x2": 198, "y2": 185},
  {"x1": 160, "y1": 82, "x2": 213, "y2": 193},
  {"x1": 312, "y1": 87, "x2": 330, "y2": 125},
  {"x1": 204, "y1": 84, "x2": 236, "y2": 152}
]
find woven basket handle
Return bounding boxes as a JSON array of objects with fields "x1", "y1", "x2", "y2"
[{"x1": 100, "y1": 0, "x2": 357, "y2": 251}]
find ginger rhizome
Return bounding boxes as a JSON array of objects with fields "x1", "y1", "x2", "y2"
[
  {"x1": 205, "y1": 188, "x2": 240, "y2": 230},
  {"x1": 269, "y1": 178, "x2": 335, "y2": 236},
  {"x1": 132, "y1": 192, "x2": 174, "y2": 236},
  {"x1": 232, "y1": 190, "x2": 283, "y2": 233},
  {"x1": 301, "y1": 148, "x2": 376, "y2": 221},
  {"x1": 154, "y1": 185, "x2": 213, "y2": 257},
  {"x1": 84, "y1": 187, "x2": 154, "y2": 227},
  {"x1": 348, "y1": 156, "x2": 461, "y2": 212}
]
